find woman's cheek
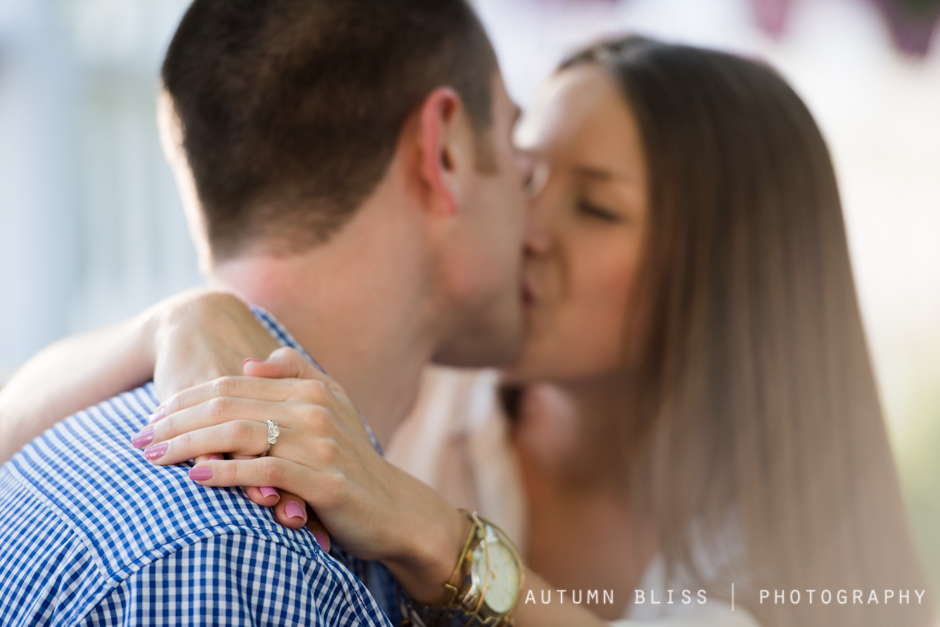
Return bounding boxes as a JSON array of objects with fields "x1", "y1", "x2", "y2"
[{"x1": 580, "y1": 254, "x2": 636, "y2": 368}]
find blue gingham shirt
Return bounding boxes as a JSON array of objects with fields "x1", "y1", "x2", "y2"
[{"x1": 0, "y1": 307, "x2": 401, "y2": 626}]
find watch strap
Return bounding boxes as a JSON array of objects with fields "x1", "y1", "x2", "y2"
[{"x1": 398, "y1": 510, "x2": 523, "y2": 627}]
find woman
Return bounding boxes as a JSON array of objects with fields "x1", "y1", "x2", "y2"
[{"x1": 0, "y1": 37, "x2": 932, "y2": 626}]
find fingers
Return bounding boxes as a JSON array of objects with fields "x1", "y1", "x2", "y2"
[
  {"x1": 188, "y1": 458, "x2": 330, "y2": 550},
  {"x1": 305, "y1": 509, "x2": 331, "y2": 552},
  {"x1": 140, "y1": 419, "x2": 279, "y2": 465},
  {"x1": 160, "y1": 370, "x2": 339, "y2": 418},
  {"x1": 187, "y1": 456, "x2": 305, "y2": 497},
  {"x1": 245, "y1": 485, "x2": 281, "y2": 507},
  {"x1": 228, "y1": 451, "x2": 281, "y2": 508},
  {"x1": 273, "y1": 490, "x2": 310, "y2": 531},
  {"x1": 257, "y1": 347, "x2": 328, "y2": 381},
  {"x1": 161, "y1": 377, "x2": 294, "y2": 416},
  {"x1": 230, "y1": 466, "x2": 310, "y2": 533},
  {"x1": 241, "y1": 358, "x2": 291, "y2": 379},
  {"x1": 242, "y1": 348, "x2": 306, "y2": 380},
  {"x1": 144, "y1": 396, "x2": 291, "y2": 446},
  {"x1": 134, "y1": 397, "x2": 340, "y2": 465},
  {"x1": 243, "y1": 349, "x2": 346, "y2": 395}
]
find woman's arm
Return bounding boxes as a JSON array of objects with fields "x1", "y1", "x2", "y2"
[
  {"x1": 0, "y1": 290, "x2": 279, "y2": 463},
  {"x1": 0, "y1": 309, "x2": 155, "y2": 462},
  {"x1": 0, "y1": 290, "x2": 323, "y2": 539},
  {"x1": 134, "y1": 348, "x2": 610, "y2": 626}
]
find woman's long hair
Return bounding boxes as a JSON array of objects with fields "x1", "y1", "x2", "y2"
[{"x1": 559, "y1": 37, "x2": 933, "y2": 626}]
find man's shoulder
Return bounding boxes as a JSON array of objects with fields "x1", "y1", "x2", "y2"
[{"x1": 5, "y1": 383, "x2": 322, "y2": 580}]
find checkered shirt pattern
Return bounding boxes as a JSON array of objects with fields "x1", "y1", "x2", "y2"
[{"x1": 0, "y1": 307, "x2": 401, "y2": 626}]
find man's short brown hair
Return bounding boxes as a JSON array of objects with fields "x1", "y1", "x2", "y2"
[{"x1": 162, "y1": 0, "x2": 498, "y2": 260}]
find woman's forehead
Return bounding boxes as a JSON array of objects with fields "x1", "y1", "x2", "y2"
[{"x1": 516, "y1": 65, "x2": 644, "y2": 183}]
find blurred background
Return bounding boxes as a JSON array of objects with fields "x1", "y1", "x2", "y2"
[{"x1": 0, "y1": 0, "x2": 937, "y2": 603}]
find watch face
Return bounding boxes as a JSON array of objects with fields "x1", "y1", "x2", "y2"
[{"x1": 470, "y1": 536, "x2": 520, "y2": 614}]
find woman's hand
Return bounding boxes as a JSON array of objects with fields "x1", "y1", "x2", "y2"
[
  {"x1": 0, "y1": 289, "x2": 273, "y2": 463},
  {"x1": 0, "y1": 286, "x2": 316, "y2": 532},
  {"x1": 146, "y1": 290, "x2": 282, "y2": 400},
  {"x1": 132, "y1": 347, "x2": 470, "y2": 604},
  {"x1": 143, "y1": 291, "x2": 320, "y2": 537}
]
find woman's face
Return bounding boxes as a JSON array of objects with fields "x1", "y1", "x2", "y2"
[{"x1": 505, "y1": 65, "x2": 648, "y2": 384}]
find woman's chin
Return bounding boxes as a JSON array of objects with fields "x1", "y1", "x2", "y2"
[
  {"x1": 496, "y1": 359, "x2": 539, "y2": 385},
  {"x1": 497, "y1": 354, "x2": 560, "y2": 386},
  {"x1": 497, "y1": 336, "x2": 577, "y2": 384}
]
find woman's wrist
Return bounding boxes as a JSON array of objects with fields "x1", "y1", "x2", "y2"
[
  {"x1": 146, "y1": 290, "x2": 243, "y2": 356},
  {"x1": 145, "y1": 289, "x2": 278, "y2": 402},
  {"x1": 138, "y1": 299, "x2": 165, "y2": 375},
  {"x1": 383, "y1": 488, "x2": 472, "y2": 604}
]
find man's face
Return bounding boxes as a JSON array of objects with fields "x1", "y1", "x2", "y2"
[{"x1": 432, "y1": 73, "x2": 529, "y2": 368}]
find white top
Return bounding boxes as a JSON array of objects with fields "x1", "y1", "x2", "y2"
[{"x1": 386, "y1": 367, "x2": 760, "y2": 627}]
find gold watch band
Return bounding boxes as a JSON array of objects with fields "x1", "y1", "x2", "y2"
[{"x1": 399, "y1": 510, "x2": 524, "y2": 627}]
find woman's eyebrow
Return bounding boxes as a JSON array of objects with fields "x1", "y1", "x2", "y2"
[{"x1": 573, "y1": 165, "x2": 635, "y2": 184}]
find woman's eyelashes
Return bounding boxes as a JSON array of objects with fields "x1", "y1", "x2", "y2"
[{"x1": 576, "y1": 198, "x2": 622, "y2": 223}]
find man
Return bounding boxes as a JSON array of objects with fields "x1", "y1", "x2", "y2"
[{"x1": 0, "y1": 0, "x2": 529, "y2": 624}]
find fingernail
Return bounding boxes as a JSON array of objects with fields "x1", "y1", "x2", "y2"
[
  {"x1": 243, "y1": 358, "x2": 266, "y2": 365},
  {"x1": 189, "y1": 466, "x2": 212, "y2": 481},
  {"x1": 208, "y1": 456, "x2": 221, "y2": 461},
  {"x1": 260, "y1": 486, "x2": 279, "y2": 499},
  {"x1": 285, "y1": 501, "x2": 305, "y2": 520},
  {"x1": 314, "y1": 532, "x2": 329, "y2": 551},
  {"x1": 149, "y1": 408, "x2": 165, "y2": 423},
  {"x1": 132, "y1": 427, "x2": 155, "y2": 448},
  {"x1": 144, "y1": 441, "x2": 169, "y2": 461}
]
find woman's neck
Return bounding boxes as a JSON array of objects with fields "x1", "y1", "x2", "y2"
[{"x1": 512, "y1": 378, "x2": 630, "y2": 490}]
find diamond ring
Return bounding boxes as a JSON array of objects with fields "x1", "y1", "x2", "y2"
[{"x1": 262, "y1": 419, "x2": 279, "y2": 457}]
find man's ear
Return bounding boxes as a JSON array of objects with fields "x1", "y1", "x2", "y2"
[{"x1": 416, "y1": 87, "x2": 469, "y2": 216}]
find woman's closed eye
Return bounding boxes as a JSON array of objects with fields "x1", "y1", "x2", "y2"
[{"x1": 577, "y1": 198, "x2": 622, "y2": 223}]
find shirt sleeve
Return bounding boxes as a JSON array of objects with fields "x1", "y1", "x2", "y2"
[{"x1": 78, "y1": 533, "x2": 392, "y2": 627}]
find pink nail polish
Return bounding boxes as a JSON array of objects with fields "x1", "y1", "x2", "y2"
[
  {"x1": 132, "y1": 427, "x2": 155, "y2": 449},
  {"x1": 314, "y1": 533, "x2": 329, "y2": 551},
  {"x1": 260, "y1": 486, "x2": 279, "y2": 499},
  {"x1": 208, "y1": 456, "x2": 221, "y2": 461},
  {"x1": 144, "y1": 441, "x2": 169, "y2": 461},
  {"x1": 149, "y1": 408, "x2": 165, "y2": 423},
  {"x1": 285, "y1": 501, "x2": 305, "y2": 520},
  {"x1": 189, "y1": 466, "x2": 212, "y2": 481}
]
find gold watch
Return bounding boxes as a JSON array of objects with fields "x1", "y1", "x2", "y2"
[{"x1": 400, "y1": 510, "x2": 524, "y2": 627}]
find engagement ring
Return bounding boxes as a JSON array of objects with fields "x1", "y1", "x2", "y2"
[{"x1": 262, "y1": 419, "x2": 279, "y2": 457}]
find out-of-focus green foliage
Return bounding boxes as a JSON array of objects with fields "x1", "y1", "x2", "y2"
[{"x1": 895, "y1": 381, "x2": 940, "y2": 607}]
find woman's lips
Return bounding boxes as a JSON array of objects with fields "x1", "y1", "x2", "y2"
[{"x1": 522, "y1": 277, "x2": 536, "y2": 307}]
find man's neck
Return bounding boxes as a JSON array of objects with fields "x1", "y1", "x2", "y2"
[{"x1": 209, "y1": 215, "x2": 437, "y2": 448}]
